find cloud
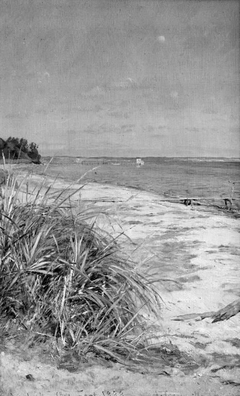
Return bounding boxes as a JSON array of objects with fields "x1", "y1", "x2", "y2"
[
  {"x1": 110, "y1": 78, "x2": 137, "y2": 89},
  {"x1": 82, "y1": 86, "x2": 106, "y2": 98},
  {"x1": 170, "y1": 91, "x2": 178, "y2": 99},
  {"x1": 157, "y1": 36, "x2": 166, "y2": 43},
  {"x1": 5, "y1": 112, "x2": 28, "y2": 119},
  {"x1": 151, "y1": 133, "x2": 167, "y2": 139},
  {"x1": 185, "y1": 127, "x2": 200, "y2": 133},
  {"x1": 108, "y1": 111, "x2": 130, "y2": 119},
  {"x1": 121, "y1": 124, "x2": 135, "y2": 132}
]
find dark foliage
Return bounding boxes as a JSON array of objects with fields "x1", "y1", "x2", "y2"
[{"x1": 0, "y1": 137, "x2": 41, "y2": 164}]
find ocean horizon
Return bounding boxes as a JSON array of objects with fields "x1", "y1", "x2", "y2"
[
  {"x1": 41, "y1": 156, "x2": 240, "y2": 214},
  {"x1": 43, "y1": 156, "x2": 240, "y2": 162}
]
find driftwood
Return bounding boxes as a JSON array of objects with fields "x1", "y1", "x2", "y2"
[
  {"x1": 160, "y1": 195, "x2": 236, "y2": 211},
  {"x1": 211, "y1": 298, "x2": 240, "y2": 323},
  {"x1": 174, "y1": 298, "x2": 240, "y2": 323}
]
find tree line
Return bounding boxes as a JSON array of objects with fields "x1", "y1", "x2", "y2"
[{"x1": 0, "y1": 137, "x2": 41, "y2": 164}]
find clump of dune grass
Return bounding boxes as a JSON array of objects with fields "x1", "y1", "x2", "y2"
[{"x1": 0, "y1": 168, "x2": 161, "y2": 366}]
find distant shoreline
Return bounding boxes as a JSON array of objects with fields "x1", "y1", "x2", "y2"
[
  {"x1": 41, "y1": 156, "x2": 240, "y2": 164},
  {"x1": 1, "y1": 156, "x2": 239, "y2": 167}
]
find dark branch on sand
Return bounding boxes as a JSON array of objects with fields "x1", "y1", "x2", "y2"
[{"x1": 174, "y1": 298, "x2": 240, "y2": 323}]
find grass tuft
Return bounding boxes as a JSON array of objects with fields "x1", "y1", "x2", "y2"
[{"x1": 0, "y1": 168, "x2": 161, "y2": 366}]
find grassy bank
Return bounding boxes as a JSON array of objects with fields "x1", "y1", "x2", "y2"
[{"x1": 0, "y1": 169, "x2": 161, "y2": 367}]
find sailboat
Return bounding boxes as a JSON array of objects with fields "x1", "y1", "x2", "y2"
[{"x1": 136, "y1": 158, "x2": 144, "y2": 167}]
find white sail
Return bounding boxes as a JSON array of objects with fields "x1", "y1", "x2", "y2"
[{"x1": 136, "y1": 158, "x2": 144, "y2": 167}]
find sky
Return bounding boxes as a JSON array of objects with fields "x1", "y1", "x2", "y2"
[{"x1": 0, "y1": 0, "x2": 239, "y2": 157}]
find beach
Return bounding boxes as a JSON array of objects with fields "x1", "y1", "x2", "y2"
[
  {"x1": 1, "y1": 0, "x2": 239, "y2": 392},
  {"x1": 0, "y1": 162, "x2": 240, "y2": 396}
]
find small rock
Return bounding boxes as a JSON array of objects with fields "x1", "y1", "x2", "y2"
[{"x1": 26, "y1": 374, "x2": 35, "y2": 381}]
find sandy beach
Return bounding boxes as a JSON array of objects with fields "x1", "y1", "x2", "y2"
[{"x1": 0, "y1": 170, "x2": 239, "y2": 396}]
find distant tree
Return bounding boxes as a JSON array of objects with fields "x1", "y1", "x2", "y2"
[
  {"x1": 0, "y1": 138, "x2": 5, "y2": 150},
  {"x1": 19, "y1": 138, "x2": 29, "y2": 152},
  {"x1": 28, "y1": 142, "x2": 41, "y2": 163},
  {"x1": 0, "y1": 137, "x2": 41, "y2": 163}
]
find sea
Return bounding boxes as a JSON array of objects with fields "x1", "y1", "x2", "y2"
[{"x1": 42, "y1": 156, "x2": 240, "y2": 214}]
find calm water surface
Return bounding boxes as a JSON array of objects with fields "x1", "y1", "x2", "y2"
[{"x1": 42, "y1": 157, "x2": 240, "y2": 212}]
